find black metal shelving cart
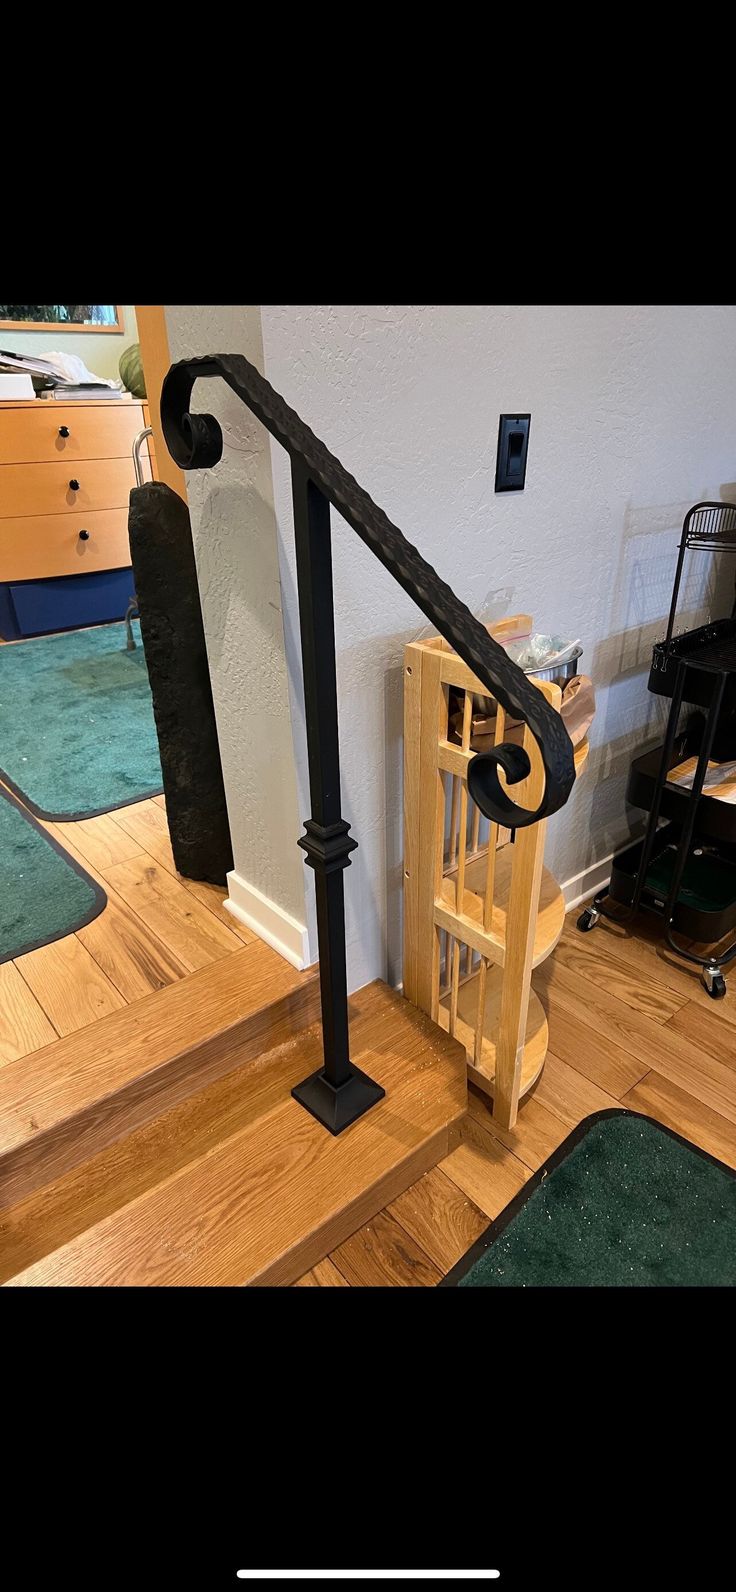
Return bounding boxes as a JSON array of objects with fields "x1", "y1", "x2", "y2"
[{"x1": 578, "y1": 501, "x2": 736, "y2": 998}]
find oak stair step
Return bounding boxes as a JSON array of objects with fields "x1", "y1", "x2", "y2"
[
  {"x1": 0, "y1": 940, "x2": 320, "y2": 1211},
  {"x1": 1, "y1": 982, "x2": 467, "y2": 1287}
]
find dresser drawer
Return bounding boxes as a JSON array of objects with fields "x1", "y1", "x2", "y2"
[
  {"x1": 0, "y1": 403, "x2": 145, "y2": 465},
  {"x1": 0, "y1": 457, "x2": 136, "y2": 518},
  {"x1": 0, "y1": 508, "x2": 131, "y2": 582}
]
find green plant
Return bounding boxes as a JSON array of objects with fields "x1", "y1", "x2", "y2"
[{"x1": 119, "y1": 343, "x2": 146, "y2": 399}]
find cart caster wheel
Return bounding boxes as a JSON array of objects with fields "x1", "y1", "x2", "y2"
[
  {"x1": 577, "y1": 908, "x2": 599, "y2": 933},
  {"x1": 703, "y1": 968, "x2": 727, "y2": 999}
]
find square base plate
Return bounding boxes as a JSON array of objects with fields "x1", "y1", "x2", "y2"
[{"x1": 292, "y1": 1064, "x2": 385, "y2": 1135}]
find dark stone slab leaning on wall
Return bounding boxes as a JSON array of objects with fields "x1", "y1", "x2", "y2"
[{"x1": 128, "y1": 481, "x2": 234, "y2": 887}]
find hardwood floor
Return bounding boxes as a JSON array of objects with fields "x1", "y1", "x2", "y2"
[
  {"x1": 1, "y1": 792, "x2": 252, "y2": 1062},
  {"x1": 295, "y1": 902, "x2": 736, "y2": 1286},
  {"x1": 4, "y1": 799, "x2": 735, "y2": 1286},
  {"x1": 4, "y1": 981, "x2": 463, "y2": 1286}
]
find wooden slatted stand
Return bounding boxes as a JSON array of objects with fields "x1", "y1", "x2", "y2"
[{"x1": 403, "y1": 619, "x2": 588, "y2": 1129}]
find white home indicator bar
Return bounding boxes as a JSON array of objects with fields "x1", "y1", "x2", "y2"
[{"x1": 236, "y1": 1574, "x2": 501, "y2": 1582}]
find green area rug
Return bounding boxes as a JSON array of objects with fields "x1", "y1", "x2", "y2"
[
  {"x1": 442, "y1": 1110, "x2": 736, "y2": 1287},
  {"x1": 0, "y1": 786, "x2": 106, "y2": 963},
  {"x1": 0, "y1": 621, "x2": 163, "y2": 820}
]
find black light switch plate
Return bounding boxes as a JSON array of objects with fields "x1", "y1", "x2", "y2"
[{"x1": 495, "y1": 413, "x2": 531, "y2": 492}]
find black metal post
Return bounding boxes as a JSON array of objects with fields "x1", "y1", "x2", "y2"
[{"x1": 290, "y1": 460, "x2": 385, "y2": 1134}]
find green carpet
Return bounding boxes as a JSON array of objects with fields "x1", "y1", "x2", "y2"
[
  {"x1": 0, "y1": 621, "x2": 163, "y2": 820},
  {"x1": 0, "y1": 786, "x2": 106, "y2": 963},
  {"x1": 443, "y1": 1110, "x2": 736, "y2": 1287}
]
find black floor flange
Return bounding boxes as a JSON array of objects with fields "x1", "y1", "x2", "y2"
[{"x1": 291, "y1": 1065, "x2": 385, "y2": 1135}]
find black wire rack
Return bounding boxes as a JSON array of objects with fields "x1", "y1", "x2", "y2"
[
  {"x1": 663, "y1": 501, "x2": 736, "y2": 645},
  {"x1": 579, "y1": 499, "x2": 736, "y2": 998},
  {"x1": 649, "y1": 503, "x2": 736, "y2": 704}
]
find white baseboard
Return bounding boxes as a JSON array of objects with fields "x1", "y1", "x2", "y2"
[
  {"x1": 560, "y1": 851, "x2": 615, "y2": 913},
  {"x1": 225, "y1": 871, "x2": 311, "y2": 971},
  {"x1": 226, "y1": 857, "x2": 616, "y2": 971}
]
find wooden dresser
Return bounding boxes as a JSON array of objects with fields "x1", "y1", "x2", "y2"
[{"x1": 0, "y1": 397, "x2": 155, "y2": 640}]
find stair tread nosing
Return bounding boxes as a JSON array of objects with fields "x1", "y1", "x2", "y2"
[
  {"x1": 5, "y1": 982, "x2": 467, "y2": 1287},
  {"x1": 0, "y1": 940, "x2": 320, "y2": 1209}
]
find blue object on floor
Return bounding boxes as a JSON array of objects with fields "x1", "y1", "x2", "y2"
[
  {"x1": 0, "y1": 620, "x2": 163, "y2": 819},
  {"x1": 0, "y1": 785, "x2": 106, "y2": 963},
  {"x1": 0, "y1": 583, "x2": 22, "y2": 642},
  {"x1": 0, "y1": 569, "x2": 135, "y2": 640}
]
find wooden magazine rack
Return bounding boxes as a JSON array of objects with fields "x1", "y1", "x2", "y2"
[{"x1": 403, "y1": 618, "x2": 588, "y2": 1128}]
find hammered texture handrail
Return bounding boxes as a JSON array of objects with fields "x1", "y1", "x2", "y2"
[{"x1": 160, "y1": 352, "x2": 575, "y2": 827}]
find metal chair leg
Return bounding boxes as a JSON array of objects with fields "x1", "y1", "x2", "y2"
[{"x1": 125, "y1": 595, "x2": 139, "y2": 651}]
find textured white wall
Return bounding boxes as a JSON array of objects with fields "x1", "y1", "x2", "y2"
[
  {"x1": 260, "y1": 304, "x2": 736, "y2": 990},
  {"x1": 163, "y1": 305, "x2": 307, "y2": 929}
]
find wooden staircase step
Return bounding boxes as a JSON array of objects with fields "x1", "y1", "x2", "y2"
[
  {"x1": 3, "y1": 983, "x2": 467, "y2": 1287},
  {"x1": 0, "y1": 941, "x2": 319, "y2": 1211},
  {"x1": 1, "y1": 1010, "x2": 326, "y2": 1280}
]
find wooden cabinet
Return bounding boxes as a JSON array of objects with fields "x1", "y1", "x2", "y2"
[
  {"x1": 0, "y1": 398, "x2": 146, "y2": 639},
  {"x1": 135, "y1": 307, "x2": 186, "y2": 498},
  {"x1": 142, "y1": 404, "x2": 157, "y2": 476}
]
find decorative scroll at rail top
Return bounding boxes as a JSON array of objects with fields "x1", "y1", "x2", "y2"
[{"x1": 161, "y1": 353, "x2": 575, "y2": 827}]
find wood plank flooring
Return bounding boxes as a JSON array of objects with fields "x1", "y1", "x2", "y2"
[
  {"x1": 295, "y1": 900, "x2": 736, "y2": 1285},
  {"x1": 4, "y1": 792, "x2": 735, "y2": 1289},
  {"x1": 1, "y1": 791, "x2": 253, "y2": 1056},
  {"x1": 6, "y1": 984, "x2": 465, "y2": 1287},
  {"x1": 0, "y1": 963, "x2": 57, "y2": 1065}
]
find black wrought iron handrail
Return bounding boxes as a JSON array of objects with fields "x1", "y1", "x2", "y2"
[{"x1": 160, "y1": 351, "x2": 576, "y2": 1134}]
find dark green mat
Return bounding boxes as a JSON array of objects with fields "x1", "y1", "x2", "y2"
[
  {"x1": 0, "y1": 621, "x2": 163, "y2": 820},
  {"x1": 0, "y1": 786, "x2": 106, "y2": 963},
  {"x1": 442, "y1": 1110, "x2": 736, "y2": 1287}
]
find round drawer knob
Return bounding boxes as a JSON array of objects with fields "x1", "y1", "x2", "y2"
[
  {"x1": 69, "y1": 478, "x2": 80, "y2": 492},
  {"x1": 78, "y1": 529, "x2": 90, "y2": 542},
  {"x1": 58, "y1": 425, "x2": 70, "y2": 438}
]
